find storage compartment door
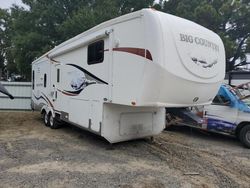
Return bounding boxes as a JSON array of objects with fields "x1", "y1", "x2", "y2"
[{"x1": 119, "y1": 112, "x2": 153, "y2": 136}]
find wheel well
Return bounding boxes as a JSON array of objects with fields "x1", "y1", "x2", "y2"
[
  {"x1": 41, "y1": 109, "x2": 52, "y2": 117},
  {"x1": 235, "y1": 122, "x2": 250, "y2": 137},
  {"x1": 41, "y1": 109, "x2": 46, "y2": 115}
]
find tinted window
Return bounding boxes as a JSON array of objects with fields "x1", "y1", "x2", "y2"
[
  {"x1": 57, "y1": 69, "x2": 60, "y2": 83},
  {"x1": 32, "y1": 70, "x2": 35, "y2": 90},
  {"x1": 87, "y1": 40, "x2": 104, "y2": 65},
  {"x1": 44, "y1": 74, "x2": 47, "y2": 87}
]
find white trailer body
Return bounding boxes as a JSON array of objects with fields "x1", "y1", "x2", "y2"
[{"x1": 31, "y1": 9, "x2": 225, "y2": 143}]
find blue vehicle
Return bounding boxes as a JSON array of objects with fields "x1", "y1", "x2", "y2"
[{"x1": 166, "y1": 83, "x2": 250, "y2": 148}]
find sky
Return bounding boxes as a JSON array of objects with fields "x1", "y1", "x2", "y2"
[{"x1": 0, "y1": 0, "x2": 25, "y2": 9}]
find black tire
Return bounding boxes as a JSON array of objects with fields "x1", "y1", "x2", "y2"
[
  {"x1": 165, "y1": 124, "x2": 174, "y2": 131},
  {"x1": 239, "y1": 125, "x2": 250, "y2": 148},
  {"x1": 48, "y1": 113, "x2": 61, "y2": 129},
  {"x1": 43, "y1": 111, "x2": 50, "y2": 127}
]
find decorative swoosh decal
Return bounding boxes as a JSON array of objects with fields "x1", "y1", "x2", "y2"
[
  {"x1": 191, "y1": 57, "x2": 218, "y2": 68},
  {"x1": 113, "y1": 47, "x2": 153, "y2": 61},
  {"x1": 66, "y1": 64, "x2": 108, "y2": 85},
  {"x1": 42, "y1": 92, "x2": 54, "y2": 108},
  {"x1": 57, "y1": 88, "x2": 83, "y2": 96},
  {"x1": 33, "y1": 94, "x2": 46, "y2": 101},
  {"x1": 57, "y1": 64, "x2": 108, "y2": 96},
  {"x1": 33, "y1": 92, "x2": 54, "y2": 109},
  {"x1": 63, "y1": 89, "x2": 83, "y2": 95}
]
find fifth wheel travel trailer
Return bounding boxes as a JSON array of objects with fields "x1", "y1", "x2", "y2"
[{"x1": 31, "y1": 9, "x2": 225, "y2": 143}]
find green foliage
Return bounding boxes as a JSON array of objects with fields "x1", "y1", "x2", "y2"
[
  {"x1": 58, "y1": 7, "x2": 96, "y2": 40},
  {"x1": 0, "y1": 9, "x2": 8, "y2": 69},
  {"x1": 59, "y1": 0, "x2": 120, "y2": 40},
  {"x1": 117, "y1": 0, "x2": 154, "y2": 14},
  {"x1": 0, "y1": 8, "x2": 15, "y2": 78},
  {"x1": 194, "y1": 3, "x2": 221, "y2": 31}
]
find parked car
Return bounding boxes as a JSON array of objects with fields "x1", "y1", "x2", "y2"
[
  {"x1": 203, "y1": 83, "x2": 250, "y2": 148},
  {"x1": 166, "y1": 83, "x2": 250, "y2": 148}
]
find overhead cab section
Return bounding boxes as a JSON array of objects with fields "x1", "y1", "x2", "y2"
[{"x1": 139, "y1": 9, "x2": 226, "y2": 107}]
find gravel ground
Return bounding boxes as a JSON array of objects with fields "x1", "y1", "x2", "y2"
[{"x1": 0, "y1": 112, "x2": 249, "y2": 188}]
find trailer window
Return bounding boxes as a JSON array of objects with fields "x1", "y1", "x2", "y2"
[
  {"x1": 44, "y1": 74, "x2": 47, "y2": 88},
  {"x1": 57, "y1": 69, "x2": 60, "y2": 83},
  {"x1": 32, "y1": 71, "x2": 35, "y2": 90},
  {"x1": 87, "y1": 40, "x2": 104, "y2": 65}
]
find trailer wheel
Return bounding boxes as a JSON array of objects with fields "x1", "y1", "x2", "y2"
[
  {"x1": 239, "y1": 125, "x2": 250, "y2": 148},
  {"x1": 43, "y1": 112, "x2": 49, "y2": 127},
  {"x1": 48, "y1": 113, "x2": 61, "y2": 129}
]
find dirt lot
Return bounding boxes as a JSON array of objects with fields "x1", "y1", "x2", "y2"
[{"x1": 0, "y1": 112, "x2": 249, "y2": 188}]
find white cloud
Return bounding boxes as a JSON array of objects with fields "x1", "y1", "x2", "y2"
[{"x1": 0, "y1": 0, "x2": 25, "y2": 9}]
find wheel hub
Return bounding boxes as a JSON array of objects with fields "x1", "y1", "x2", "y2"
[
  {"x1": 45, "y1": 113, "x2": 48, "y2": 124},
  {"x1": 50, "y1": 115, "x2": 53, "y2": 126}
]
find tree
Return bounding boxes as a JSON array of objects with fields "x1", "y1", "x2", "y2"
[
  {"x1": 226, "y1": 0, "x2": 250, "y2": 70},
  {"x1": 0, "y1": 8, "x2": 15, "y2": 79},
  {"x1": 0, "y1": 9, "x2": 7, "y2": 78},
  {"x1": 3, "y1": 0, "x2": 157, "y2": 80},
  {"x1": 59, "y1": 0, "x2": 120, "y2": 40},
  {"x1": 117, "y1": 0, "x2": 154, "y2": 14},
  {"x1": 8, "y1": 5, "x2": 47, "y2": 80},
  {"x1": 4, "y1": 0, "x2": 249, "y2": 80},
  {"x1": 5, "y1": 1, "x2": 92, "y2": 80}
]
